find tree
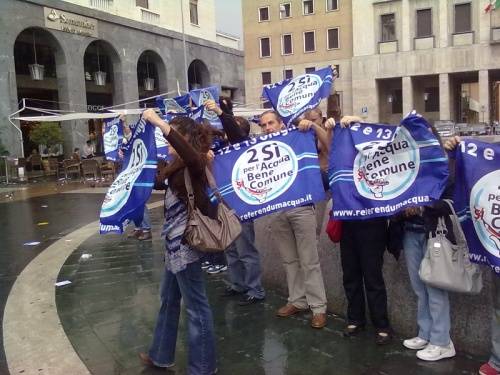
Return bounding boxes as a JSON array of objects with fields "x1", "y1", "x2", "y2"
[{"x1": 29, "y1": 122, "x2": 63, "y2": 153}]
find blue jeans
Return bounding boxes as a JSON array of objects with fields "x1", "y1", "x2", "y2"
[
  {"x1": 226, "y1": 221, "x2": 265, "y2": 299},
  {"x1": 489, "y1": 273, "x2": 500, "y2": 370},
  {"x1": 134, "y1": 208, "x2": 151, "y2": 231},
  {"x1": 148, "y1": 260, "x2": 216, "y2": 374},
  {"x1": 403, "y1": 228, "x2": 451, "y2": 346}
]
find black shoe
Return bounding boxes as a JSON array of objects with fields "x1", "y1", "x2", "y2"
[
  {"x1": 375, "y1": 330, "x2": 393, "y2": 345},
  {"x1": 238, "y1": 295, "x2": 265, "y2": 306},
  {"x1": 343, "y1": 324, "x2": 365, "y2": 337},
  {"x1": 221, "y1": 287, "x2": 244, "y2": 297}
]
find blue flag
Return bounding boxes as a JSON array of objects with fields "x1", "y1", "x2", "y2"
[
  {"x1": 454, "y1": 140, "x2": 500, "y2": 274},
  {"x1": 156, "y1": 93, "x2": 191, "y2": 115},
  {"x1": 212, "y1": 127, "x2": 325, "y2": 221},
  {"x1": 190, "y1": 86, "x2": 222, "y2": 129},
  {"x1": 329, "y1": 113, "x2": 449, "y2": 219},
  {"x1": 103, "y1": 117, "x2": 123, "y2": 162},
  {"x1": 100, "y1": 117, "x2": 157, "y2": 234},
  {"x1": 262, "y1": 66, "x2": 334, "y2": 126},
  {"x1": 155, "y1": 126, "x2": 169, "y2": 161}
]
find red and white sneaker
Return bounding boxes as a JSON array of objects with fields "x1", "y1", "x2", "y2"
[{"x1": 479, "y1": 363, "x2": 500, "y2": 375}]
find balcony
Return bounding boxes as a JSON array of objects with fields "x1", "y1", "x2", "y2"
[
  {"x1": 89, "y1": 0, "x2": 112, "y2": 10},
  {"x1": 452, "y1": 31, "x2": 474, "y2": 46},
  {"x1": 414, "y1": 36, "x2": 434, "y2": 50},
  {"x1": 141, "y1": 8, "x2": 160, "y2": 24},
  {"x1": 378, "y1": 40, "x2": 398, "y2": 54}
]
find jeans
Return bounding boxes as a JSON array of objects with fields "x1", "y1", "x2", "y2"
[
  {"x1": 134, "y1": 207, "x2": 151, "y2": 231},
  {"x1": 226, "y1": 221, "x2": 265, "y2": 299},
  {"x1": 270, "y1": 205, "x2": 327, "y2": 313},
  {"x1": 340, "y1": 218, "x2": 389, "y2": 329},
  {"x1": 403, "y1": 228, "x2": 451, "y2": 346},
  {"x1": 489, "y1": 274, "x2": 500, "y2": 370},
  {"x1": 148, "y1": 260, "x2": 216, "y2": 374}
]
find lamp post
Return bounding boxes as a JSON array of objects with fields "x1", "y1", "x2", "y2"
[
  {"x1": 180, "y1": 0, "x2": 189, "y2": 92},
  {"x1": 143, "y1": 54, "x2": 155, "y2": 91},
  {"x1": 94, "y1": 44, "x2": 106, "y2": 86}
]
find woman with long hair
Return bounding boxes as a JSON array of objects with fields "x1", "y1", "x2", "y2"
[{"x1": 139, "y1": 109, "x2": 218, "y2": 375}]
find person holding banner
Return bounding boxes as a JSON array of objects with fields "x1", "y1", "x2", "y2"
[
  {"x1": 138, "y1": 109, "x2": 217, "y2": 375},
  {"x1": 444, "y1": 136, "x2": 500, "y2": 375},
  {"x1": 399, "y1": 125, "x2": 457, "y2": 361},
  {"x1": 205, "y1": 99, "x2": 266, "y2": 306},
  {"x1": 329, "y1": 115, "x2": 393, "y2": 345},
  {"x1": 259, "y1": 110, "x2": 328, "y2": 329}
]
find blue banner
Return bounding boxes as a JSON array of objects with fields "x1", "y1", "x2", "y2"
[
  {"x1": 262, "y1": 66, "x2": 334, "y2": 126},
  {"x1": 190, "y1": 86, "x2": 222, "y2": 129},
  {"x1": 156, "y1": 93, "x2": 191, "y2": 115},
  {"x1": 329, "y1": 113, "x2": 449, "y2": 219},
  {"x1": 100, "y1": 117, "x2": 157, "y2": 234},
  {"x1": 154, "y1": 126, "x2": 169, "y2": 161},
  {"x1": 212, "y1": 127, "x2": 325, "y2": 221},
  {"x1": 454, "y1": 140, "x2": 500, "y2": 274},
  {"x1": 103, "y1": 117, "x2": 123, "y2": 162}
]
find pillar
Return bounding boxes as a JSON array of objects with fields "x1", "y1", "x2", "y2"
[
  {"x1": 439, "y1": 73, "x2": 451, "y2": 120},
  {"x1": 479, "y1": 70, "x2": 490, "y2": 124},
  {"x1": 402, "y1": 76, "x2": 414, "y2": 116}
]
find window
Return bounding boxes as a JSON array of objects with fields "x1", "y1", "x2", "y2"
[
  {"x1": 260, "y1": 37, "x2": 271, "y2": 57},
  {"x1": 280, "y1": 3, "x2": 291, "y2": 18},
  {"x1": 303, "y1": 0, "x2": 314, "y2": 15},
  {"x1": 327, "y1": 28, "x2": 340, "y2": 49},
  {"x1": 334, "y1": 64, "x2": 340, "y2": 78},
  {"x1": 136, "y1": 0, "x2": 148, "y2": 8},
  {"x1": 282, "y1": 34, "x2": 293, "y2": 55},
  {"x1": 259, "y1": 6, "x2": 270, "y2": 22},
  {"x1": 283, "y1": 69, "x2": 293, "y2": 80},
  {"x1": 190, "y1": 0, "x2": 198, "y2": 25},
  {"x1": 416, "y1": 9, "x2": 432, "y2": 37},
  {"x1": 262, "y1": 72, "x2": 272, "y2": 85},
  {"x1": 424, "y1": 87, "x2": 439, "y2": 112},
  {"x1": 381, "y1": 13, "x2": 396, "y2": 42},
  {"x1": 454, "y1": 3, "x2": 471, "y2": 33},
  {"x1": 326, "y1": 0, "x2": 339, "y2": 11},
  {"x1": 304, "y1": 31, "x2": 316, "y2": 52},
  {"x1": 391, "y1": 89, "x2": 403, "y2": 114},
  {"x1": 305, "y1": 67, "x2": 316, "y2": 74}
]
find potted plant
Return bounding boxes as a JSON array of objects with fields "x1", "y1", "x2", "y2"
[{"x1": 29, "y1": 122, "x2": 63, "y2": 172}]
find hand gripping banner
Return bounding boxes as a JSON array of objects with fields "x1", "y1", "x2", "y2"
[
  {"x1": 329, "y1": 113, "x2": 449, "y2": 219},
  {"x1": 190, "y1": 86, "x2": 222, "y2": 129},
  {"x1": 262, "y1": 66, "x2": 334, "y2": 126},
  {"x1": 453, "y1": 140, "x2": 500, "y2": 274},
  {"x1": 212, "y1": 127, "x2": 325, "y2": 221},
  {"x1": 103, "y1": 117, "x2": 123, "y2": 162},
  {"x1": 100, "y1": 117, "x2": 157, "y2": 234}
]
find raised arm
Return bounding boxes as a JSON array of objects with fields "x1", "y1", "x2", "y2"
[
  {"x1": 204, "y1": 99, "x2": 247, "y2": 143},
  {"x1": 298, "y1": 119, "x2": 330, "y2": 153}
]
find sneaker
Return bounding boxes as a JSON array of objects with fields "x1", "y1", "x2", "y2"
[
  {"x1": 207, "y1": 265, "x2": 226, "y2": 274},
  {"x1": 375, "y1": 330, "x2": 393, "y2": 345},
  {"x1": 238, "y1": 295, "x2": 264, "y2": 306},
  {"x1": 416, "y1": 342, "x2": 456, "y2": 361},
  {"x1": 128, "y1": 229, "x2": 142, "y2": 239},
  {"x1": 201, "y1": 261, "x2": 211, "y2": 270},
  {"x1": 343, "y1": 324, "x2": 365, "y2": 337},
  {"x1": 138, "y1": 352, "x2": 174, "y2": 368},
  {"x1": 138, "y1": 231, "x2": 152, "y2": 241},
  {"x1": 479, "y1": 363, "x2": 500, "y2": 375},
  {"x1": 221, "y1": 287, "x2": 244, "y2": 297},
  {"x1": 403, "y1": 337, "x2": 429, "y2": 350}
]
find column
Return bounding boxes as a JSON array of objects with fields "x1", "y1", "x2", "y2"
[
  {"x1": 402, "y1": 76, "x2": 414, "y2": 115},
  {"x1": 479, "y1": 70, "x2": 490, "y2": 124},
  {"x1": 114, "y1": 56, "x2": 139, "y2": 110},
  {"x1": 439, "y1": 73, "x2": 451, "y2": 120},
  {"x1": 438, "y1": 0, "x2": 449, "y2": 48},
  {"x1": 401, "y1": 0, "x2": 411, "y2": 52}
]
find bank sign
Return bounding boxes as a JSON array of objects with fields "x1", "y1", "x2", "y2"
[{"x1": 44, "y1": 8, "x2": 98, "y2": 38}]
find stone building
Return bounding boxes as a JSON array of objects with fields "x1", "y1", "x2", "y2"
[
  {"x1": 0, "y1": 0, "x2": 244, "y2": 157},
  {"x1": 351, "y1": 0, "x2": 500, "y2": 126},
  {"x1": 242, "y1": 0, "x2": 353, "y2": 119}
]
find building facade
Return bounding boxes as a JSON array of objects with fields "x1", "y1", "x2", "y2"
[
  {"x1": 351, "y1": 0, "x2": 500, "y2": 126},
  {"x1": 242, "y1": 0, "x2": 353, "y2": 119},
  {"x1": 0, "y1": 0, "x2": 244, "y2": 157}
]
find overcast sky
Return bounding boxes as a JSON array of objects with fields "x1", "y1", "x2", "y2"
[{"x1": 214, "y1": 0, "x2": 243, "y2": 39}]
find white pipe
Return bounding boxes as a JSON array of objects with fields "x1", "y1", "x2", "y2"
[{"x1": 8, "y1": 99, "x2": 25, "y2": 158}]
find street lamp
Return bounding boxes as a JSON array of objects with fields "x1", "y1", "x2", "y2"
[
  {"x1": 94, "y1": 44, "x2": 107, "y2": 86},
  {"x1": 28, "y1": 31, "x2": 45, "y2": 81}
]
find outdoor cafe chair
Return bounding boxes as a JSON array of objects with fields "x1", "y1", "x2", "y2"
[
  {"x1": 63, "y1": 159, "x2": 81, "y2": 180},
  {"x1": 81, "y1": 159, "x2": 100, "y2": 182}
]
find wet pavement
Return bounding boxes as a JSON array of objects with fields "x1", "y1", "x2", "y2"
[{"x1": 55, "y1": 208, "x2": 483, "y2": 375}]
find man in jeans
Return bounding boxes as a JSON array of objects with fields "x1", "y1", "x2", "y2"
[
  {"x1": 205, "y1": 99, "x2": 266, "y2": 306},
  {"x1": 259, "y1": 110, "x2": 328, "y2": 328}
]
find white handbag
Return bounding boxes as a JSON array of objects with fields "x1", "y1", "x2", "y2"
[{"x1": 418, "y1": 200, "x2": 483, "y2": 294}]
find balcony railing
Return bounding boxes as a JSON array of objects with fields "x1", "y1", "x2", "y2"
[
  {"x1": 452, "y1": 31, "x2": 474, "y2": 46},
  {"x1": 89, "y1": 0, "x2": 112, "y2": 10},
  {"x1": 414, "y1": 36, "x2": 434, "y2": 50},
  {"x1": 141, "y1": 8, "x2": 160, "y2": 23},
  {"x1": 378, "y1": 40, "x2": 398, "y2": 54},
  {"x1": 491, "y1": 27, "x2": 500, "y2": 43}
]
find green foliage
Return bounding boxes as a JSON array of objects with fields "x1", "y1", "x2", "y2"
[{"x1": 29, "y1": 122, "x2": 63, "y2": 147}]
